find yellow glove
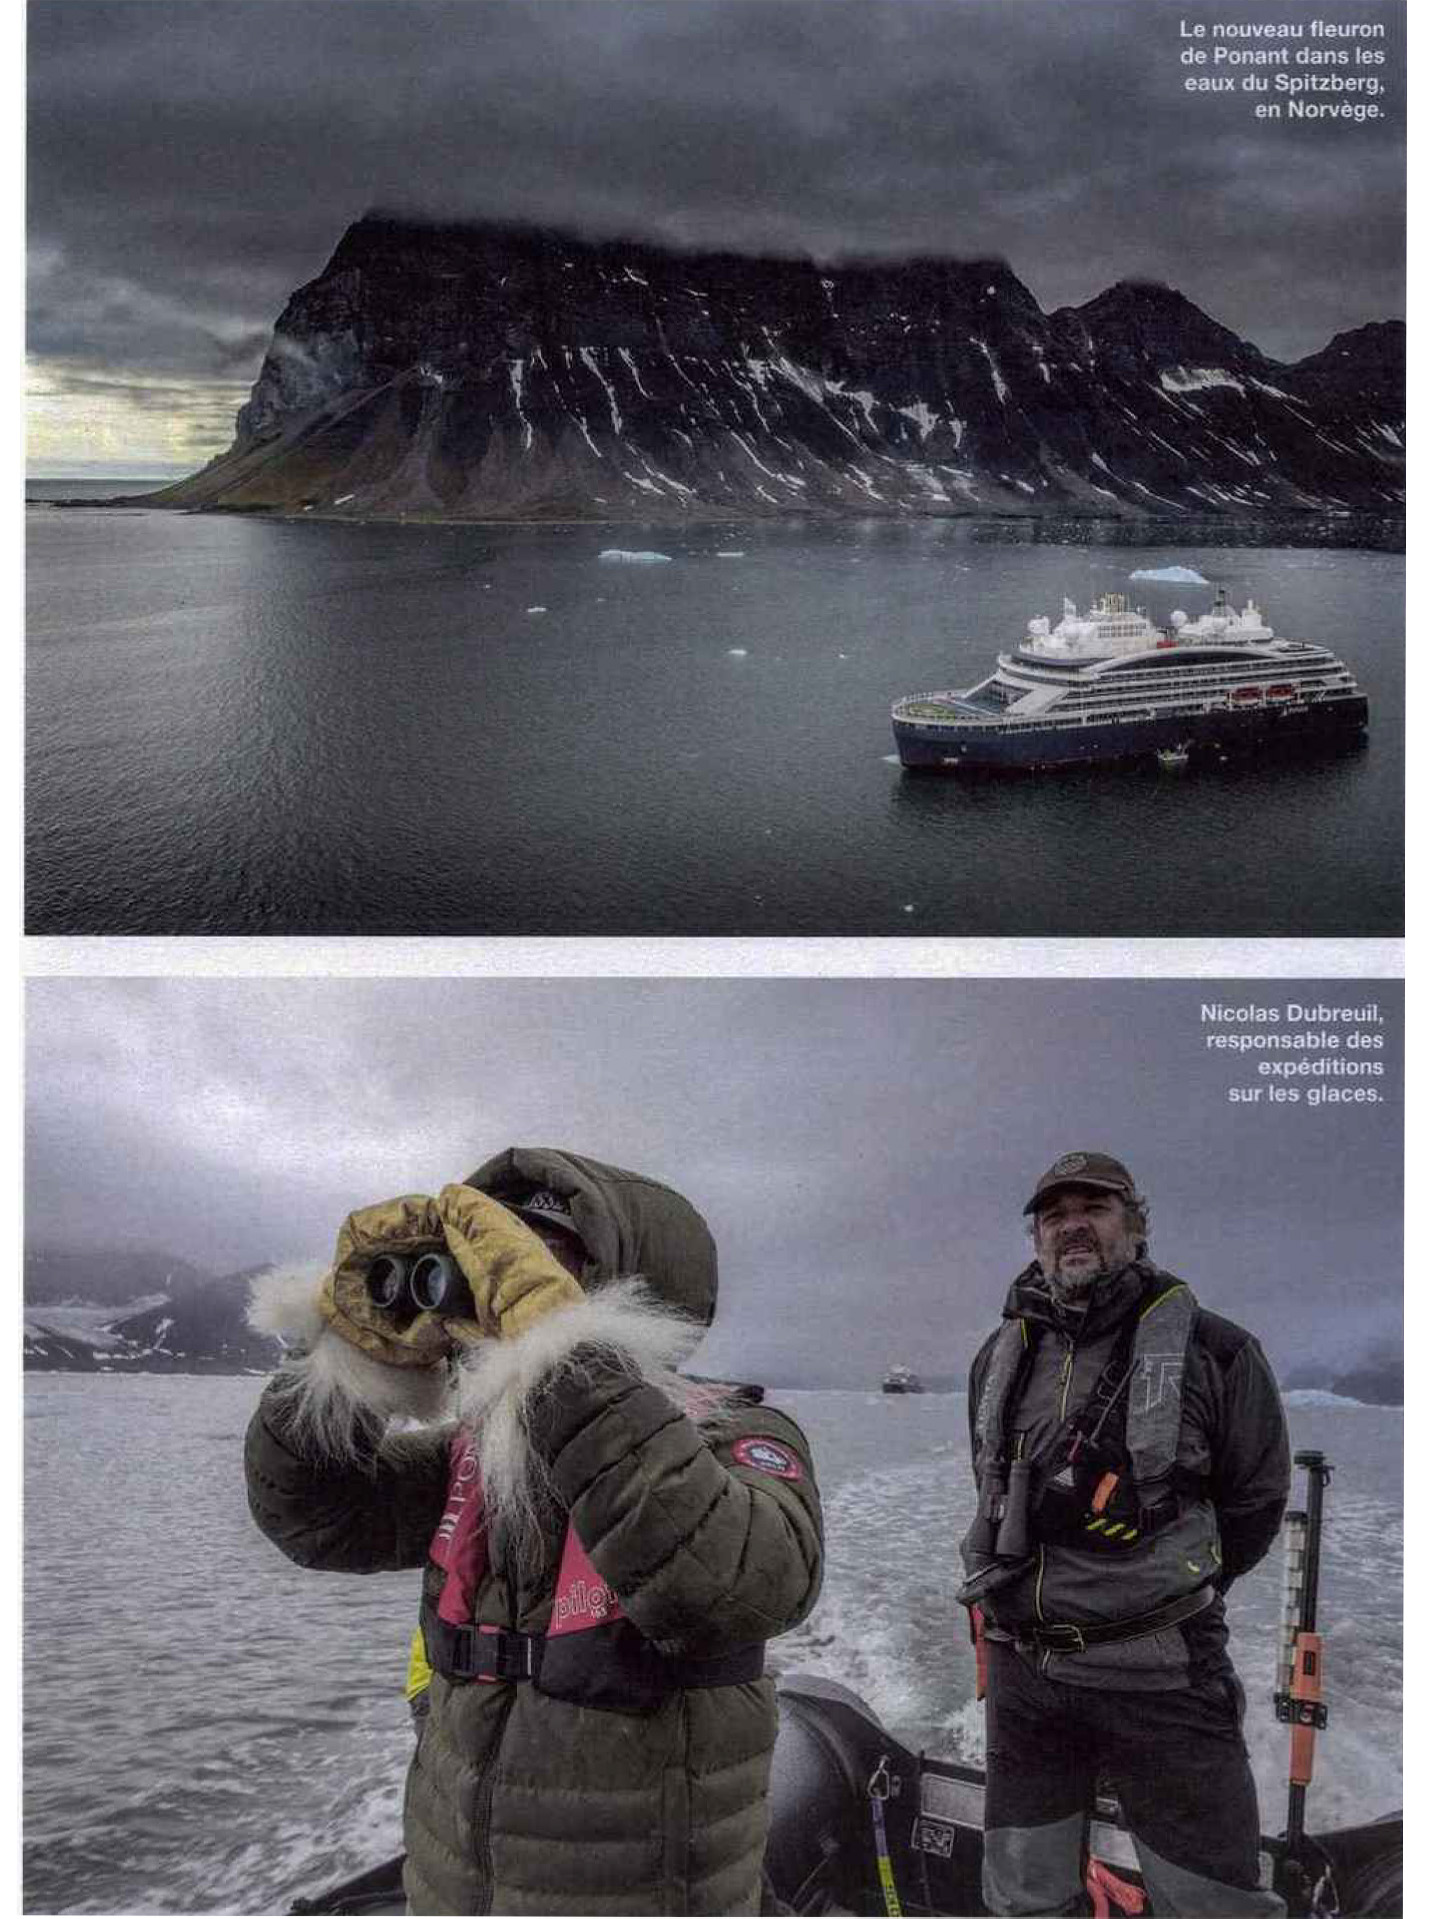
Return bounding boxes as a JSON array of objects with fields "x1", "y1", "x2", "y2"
[
  {"x1": 435, "y1": 1183, "x2": 585, "y2": 1339},
  {"x1": 319, "y1": 1194, "x2": 454, "y2": 1369}
]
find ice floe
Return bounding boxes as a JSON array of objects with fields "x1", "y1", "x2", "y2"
[
  {"x1": 598, "y1": 549, "x2": 672, "y2": 564},
  {"x1": 1283, "y1": 1389, "x2": 1394, "y2": 1411},
  {"x1": 1129, "y1": 565, "x2": 1210, "y2": 585}
]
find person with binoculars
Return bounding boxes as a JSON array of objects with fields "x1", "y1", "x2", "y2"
[
  {"x1": 962, "y1": 1151, "x2": 1290, "y2": 1918},
  {"x1": 244, "y1": 1147, "x2": 824, "y2": 1917}
]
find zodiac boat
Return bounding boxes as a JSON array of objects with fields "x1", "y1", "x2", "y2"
[{"x1": 289, "y1": 1454, "x2": 1401, "y2": 1917}]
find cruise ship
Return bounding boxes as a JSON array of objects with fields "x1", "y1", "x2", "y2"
[{"x1": 891, "y1": 589, "x2": 1368, "y2": 771}]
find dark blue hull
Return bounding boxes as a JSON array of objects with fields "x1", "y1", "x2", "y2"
[{"x1": 893, "y1": 696, "x2": 1369, "y2": 772}]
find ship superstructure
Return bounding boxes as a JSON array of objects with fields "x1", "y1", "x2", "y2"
[{"x1": 891, "y1": 589, "x2": 1368, "y2": 771}]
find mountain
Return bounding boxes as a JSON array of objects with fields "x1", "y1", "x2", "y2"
[
  {"x1": 23, "y1": 1250, "x2": 280, "y2": 1373},
  {"x1": 1285, "y1": 1352, "x2": 1402, "y2": 1408},
  {"x1": 24, "y1": 1246, "x2": 213, "y2": 1309},
  {"x1": 146, "y1": 215, "x2": 1403, "y2": 523}
]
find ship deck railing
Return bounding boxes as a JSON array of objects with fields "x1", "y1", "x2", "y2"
[{"x1": 894, "y1": 690, "x2": 1358, "y2": 735}]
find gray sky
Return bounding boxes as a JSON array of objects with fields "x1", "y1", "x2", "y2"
[
  {"x1": 27, "y1": 0, "x2": 1405, "y2": 473},
  {"x1": 25, "y1": 977, "x2": 1402, "y2": 1384}
]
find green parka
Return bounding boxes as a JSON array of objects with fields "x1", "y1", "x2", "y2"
[{"x1": 245, "y1": 1149, "x2": 825, "y2": 1915}]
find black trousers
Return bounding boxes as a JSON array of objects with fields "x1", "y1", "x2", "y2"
[{"x1": 982, "y1": 1640, "x2": 1285, "y2": 1916}]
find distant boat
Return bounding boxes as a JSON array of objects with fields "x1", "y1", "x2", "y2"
[{"x1": 881, "y1": 1365, "x2": 923, "y2": 1394}]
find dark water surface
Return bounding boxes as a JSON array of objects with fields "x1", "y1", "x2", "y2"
[{"x1": 26, "y1": 508, "x2": 1403, "y2": 935}]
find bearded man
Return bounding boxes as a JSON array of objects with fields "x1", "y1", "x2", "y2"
[{"x1": 962, "y1": 1152, "x2": 1290, "y2": 1917}]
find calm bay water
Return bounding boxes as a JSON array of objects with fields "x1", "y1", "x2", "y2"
[
  {"x1": 23, "y1": 1375, "x2": 1400, "y2": 1915},
  {"x1": 26, "y1": 506, "x2": 1402, "y2": 936}
]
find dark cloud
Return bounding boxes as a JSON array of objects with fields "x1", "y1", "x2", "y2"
[
  {"x1": 33, "y1": 365, "x2": 249, "y2": 415},
  {"x1": 25, "y1": 977, "x2": 1402, "y2": 1385},
  {"x1": 28, "y1": 0, "x2": 1404, "y2": 424}
]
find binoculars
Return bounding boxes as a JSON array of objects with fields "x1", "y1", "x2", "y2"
[{"x1": 365, "y1": 1251, "x2": 473, "y2": 1318}]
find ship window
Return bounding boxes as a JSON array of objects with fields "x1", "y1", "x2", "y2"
[{"x1": 1115, "y1": 649, "x2": 1258, "y2": 670}]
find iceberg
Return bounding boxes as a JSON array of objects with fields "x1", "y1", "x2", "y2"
[
  {"x1": 1282, "y1": 1389, "x2": 1387, "y2": 1411},
  {"x1": 599, "y1": 548, "x2": 673, "y2": 564},
  {"x1": 1129, "y1": 565, "x2": 1210, "y2": 585}
]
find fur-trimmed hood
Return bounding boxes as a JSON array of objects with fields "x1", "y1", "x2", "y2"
[
  {"x1": 246, "y1": 1152, "x2": 724, "y2": 1511},
  {"x1": 464, "y1": 1145, "x2": 718, "y2": 1328}
]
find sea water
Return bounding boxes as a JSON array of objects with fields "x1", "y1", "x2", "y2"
[
  {"x1": 22, "y1": 1375, "x2": 1401, "y2": 1915},
  {"x1": 26, "y1": 508, "x2": 1402, "y2": 936}
]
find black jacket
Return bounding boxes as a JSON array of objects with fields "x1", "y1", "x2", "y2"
[{"x1": 967, "y1": 1261, "x2": 1291, "y2": 1684}]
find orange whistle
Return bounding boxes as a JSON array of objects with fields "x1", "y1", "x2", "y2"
[{"x1": 1090, "y1": 1471, "x2": 1120, "y2": 1514}]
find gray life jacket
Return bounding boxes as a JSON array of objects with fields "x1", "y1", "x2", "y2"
[{"x1": 972, "y1": 1278, "x2": 1196, "y2": 1556}]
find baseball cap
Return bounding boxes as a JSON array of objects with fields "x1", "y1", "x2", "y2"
[
  {"x1": 507, "y1": 1187, "x2": 587, "y2": 1247},
  {"x1": 1023, "y1": 1151, "x2": 1138, "y2": 1216}
]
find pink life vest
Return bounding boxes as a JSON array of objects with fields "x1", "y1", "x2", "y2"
[
  {"x1": 421, "y1": 1422, "x2": 768, "y2": 1708},
  {"x1": 430, "y1": 1427, "x2": 624, "y2": 1649}
]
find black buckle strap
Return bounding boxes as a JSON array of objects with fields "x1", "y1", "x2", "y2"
[
  {"x1": 424, "y1": 1616, "x2": 542, "y2": 1684},
  {"x1": 1019, "y1": 1584, "x2": 1215, "y2": 1655},
  {"x1": 1136, "y1": 1488, "x2": 1181, "y2": 1534},
  {"x1": 663, "y1": 1645, "x2": 766, "y2": 1689},
  {"x1": 423, "y1": 1609, "x2": 765, "y2": 1693}
]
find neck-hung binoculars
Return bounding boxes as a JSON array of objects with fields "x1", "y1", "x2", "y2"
[{"x1": 366, "y1": 1251, "x2": 473, "y2": 1318}]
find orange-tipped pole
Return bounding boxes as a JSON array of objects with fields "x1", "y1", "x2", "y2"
[
  {"x1": 1277, "y1": 1452, "x2": 1331, "y2": 1859},
  {"x1": 1288, "y1": 1629, "x2": 1324, "y2": 1786}
]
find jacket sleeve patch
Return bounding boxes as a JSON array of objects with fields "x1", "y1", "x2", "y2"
[{"x1": 732, "y1": 1435, "x2": 804, "y2": 1480}]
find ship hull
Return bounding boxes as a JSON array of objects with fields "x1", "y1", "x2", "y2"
[{"x1": 893, "y1": 695, "x2": 1369, "y2": 772}]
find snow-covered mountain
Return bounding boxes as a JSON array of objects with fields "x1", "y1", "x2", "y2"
[
  {"x1": 148, "y1": 214, "x2": 1403, "y2": 523},
  {"x1": 24, "y1": 1250, "x2": 279, "y2": 1373}
]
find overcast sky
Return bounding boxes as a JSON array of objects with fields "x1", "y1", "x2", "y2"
[
  {"x1": 25, "y1": 977, "x2": 1402, "y2": 1384},
  {"x1": 27, "y1": 0, "x2": 1405, "y2": 474}
]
